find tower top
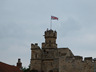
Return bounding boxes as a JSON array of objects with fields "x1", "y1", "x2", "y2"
[{"x1": 44, "y1": 29, "x2": 57, "y2": 39}]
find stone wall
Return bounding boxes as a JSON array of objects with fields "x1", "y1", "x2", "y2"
[{"x1": 59, "y1": 56, "x2": 96, "y2": 72}]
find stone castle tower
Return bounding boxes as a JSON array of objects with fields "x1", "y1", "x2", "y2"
[{"x1": 30, "y1": 29, "x2": 96, "y2": 72}]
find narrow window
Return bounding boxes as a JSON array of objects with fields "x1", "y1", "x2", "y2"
[
  {"x1": 35, "y1": 54, "x2": 38, "y2": 58},
  {"x1": 49, "y1": 40, "x2": 51, "y2": 43}
]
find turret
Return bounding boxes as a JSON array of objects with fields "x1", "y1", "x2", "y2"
[
  {"x1": 42, "y1": 29, "x2": 57, "y2": 48},
  {"x1": 30, "y1": 43, "x2": 42, "y2": 71},
  {"x1": 31, "y1": 43, "x2": 41, "y2": 59}
]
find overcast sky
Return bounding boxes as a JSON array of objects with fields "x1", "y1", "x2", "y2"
[{"x1": 0, "y1": 0, "x2": 96, "y2": 67}]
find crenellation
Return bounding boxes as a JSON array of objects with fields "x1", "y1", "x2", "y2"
[
  {"x1": 31, "y1": 43, "x2": 40, "y2": 50},
  {"x1": 74, "y1": 56, "x2": 83, "y2": 61},
  {"x1": 42, "y1": 43, "x2": 45, "y2": 48},
  {"x1": 35, "y1": 43, "x2": 38, "y2": 46},
  {"x1": 45, "y1": 29, "x2": 57, "y2": 39},
  {"x1": 84, "y1": 57, "x2": 92, "y2": 62}
]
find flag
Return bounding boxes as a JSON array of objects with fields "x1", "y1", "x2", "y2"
[{"x1": 51, "y1": 16, "x2": 58, "y2": 20}]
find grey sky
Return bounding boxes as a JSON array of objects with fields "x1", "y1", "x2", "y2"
[{"x1": 0, "y1": 0, "x2": 96, "y2": 67}]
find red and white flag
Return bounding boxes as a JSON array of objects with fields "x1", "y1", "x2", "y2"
[{"x1": 51, "y1": 16, "x2": 58, "y2": 20}]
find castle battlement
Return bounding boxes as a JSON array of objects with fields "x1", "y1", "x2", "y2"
[
  {"x1": 84, "y1": 57, "x2": 92, "y2": 62},
  {"x1": 31, "y1": 43, "x2": 40, "y2": 50},
  {"x1": 45, "y1": 29, "x2": 57, "y2": 38},
  {"x1": 74, "y1": 56, "x2": 83, "y2": 61}
]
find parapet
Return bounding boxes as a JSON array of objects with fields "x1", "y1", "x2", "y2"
[
  {"x1": 42, "y1": 42, "x2": 45, "y2": 48},
  {"x1": 74, "y1": 56, "x2": 83, "y2": 61},
  {"x1": 31, "y1": 43, "x2": 40, "y2": 50},
  {"x1": 58, "y1": 48, "x2": 74, "y2": 57},
  {"x1": 84, "y1": 57, "x2": 92, "y2": 62},
  {"x1": 44, "y1": 29, "x2": 57, "y2": 38}
]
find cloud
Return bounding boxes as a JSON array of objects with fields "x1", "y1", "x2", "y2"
[{"x1": 58, "y1": 18, "x2": 81, "y2": 37}]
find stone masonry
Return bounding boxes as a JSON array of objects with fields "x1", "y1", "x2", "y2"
[{"x1": 30, "y1": 29, "x2": 96, "y2": 72}]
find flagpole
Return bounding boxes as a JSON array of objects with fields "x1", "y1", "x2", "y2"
[{"x1": 50, "y1": 18, "x2": 52, "y2": 30}]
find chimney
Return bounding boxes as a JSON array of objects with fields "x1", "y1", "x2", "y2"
[{"x1": 17, "y1": 58, "x2": 22, "y2": 69}]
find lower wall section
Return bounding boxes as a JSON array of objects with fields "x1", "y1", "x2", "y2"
[
  {"x1": 59, "y1": 57, "x2": 96, "y2": 72},
  {"x1": 30, "y1": 59, "x2": 41, "y2": 71}
]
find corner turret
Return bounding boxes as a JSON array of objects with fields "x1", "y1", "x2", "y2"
[
  {"x1": 31, "y1": 43, "x2": 40, "y2": 50},
  {"x1": 30, "y1": 43, "x2": 42, "y2": 71}
]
